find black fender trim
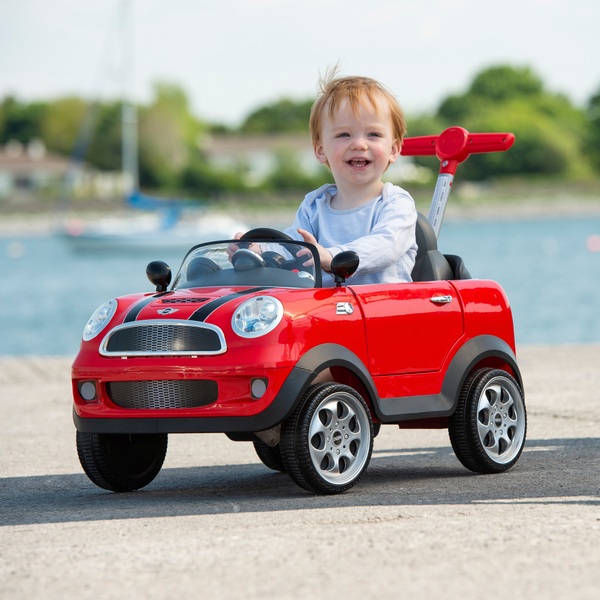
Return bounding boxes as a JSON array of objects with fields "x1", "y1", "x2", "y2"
[
  {"x1": 72, "y1": 344, "x2": 378, "y2": 435},
  {"x1": 375, "y1": 335, "x2": 522, "y2": 422}
]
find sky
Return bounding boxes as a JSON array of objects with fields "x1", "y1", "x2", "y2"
[{"x1": 1, "y1": 0, "x2": 599, "y2": 127}]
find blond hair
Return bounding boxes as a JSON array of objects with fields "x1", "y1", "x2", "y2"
[{"x1": 309, "y1": 72, "x2": 406, "y2": 146}]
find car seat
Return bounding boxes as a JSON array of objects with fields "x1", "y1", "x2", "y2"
[
  {"x1": 186, "y1": 257, "x2": 221, "y2": 281},
  {"x1": 411, "y1": 213, "x2": 461, "y2": 281}
]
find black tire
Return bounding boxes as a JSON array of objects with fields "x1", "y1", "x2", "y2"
[
  {"x1": 76, "y1": 431, "x2": 168, "y2": 492},
  {"x1": 253, "y1": 441, "x2": 286, "y2": 473},
  {"x1": 449, "y1": 368, "x2": 527, "y2": 473},
  {"x1": 280, "y1": 383, "x2": 374, "y2": 494}
]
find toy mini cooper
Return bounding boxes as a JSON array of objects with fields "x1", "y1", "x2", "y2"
[{"x1": 72, "y1": 127, "x2": 527, "y2": 495}]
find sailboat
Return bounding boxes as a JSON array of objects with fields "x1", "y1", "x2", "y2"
[{"x1": 59, "y1": 0, "x2": 246, "y2": 253}]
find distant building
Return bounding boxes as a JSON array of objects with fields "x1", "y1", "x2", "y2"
[
  {"x1": 0, "y1": 139, "x2": 131, "y2": 202},
  {"x1": 0, "y1": 140, "x2": 71, "y2": 199},
  {"x1": 204, "y1": 133, "x2": 317, "y2": 186}
]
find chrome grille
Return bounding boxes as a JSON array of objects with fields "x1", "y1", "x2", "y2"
[
  {"x1": 107, "y1": 380, "x2": 218, "y2": 409},
  {"x1": 101, "y1": 320, "x2": 226, "y2": 356}
]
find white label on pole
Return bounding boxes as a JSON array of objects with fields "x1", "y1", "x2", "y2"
[{"x1": 428, "y1": 173, "x2": 454, "y2": 238}]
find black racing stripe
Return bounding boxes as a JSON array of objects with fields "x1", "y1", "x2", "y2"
[
  {"x1": 189, "y1": 287, "x2": 271, "y2": 322},
  {"x1": 123, "y1": 293, "x2": 167, "y2": 323}
]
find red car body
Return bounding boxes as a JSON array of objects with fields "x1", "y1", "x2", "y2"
[{"x1": 72, "y1": 128, "x2": 527, "y2": 495}]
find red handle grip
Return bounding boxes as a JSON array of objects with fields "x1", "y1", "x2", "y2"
[{"x1": 401, "y1": 127, "x2": 515, "y2": 170}]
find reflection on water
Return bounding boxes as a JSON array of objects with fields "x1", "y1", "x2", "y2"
[{"x1": 2, "y1": 215, "x2": 600, "y2": 356}]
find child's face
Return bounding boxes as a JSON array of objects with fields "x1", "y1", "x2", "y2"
[{"x1": 314, "y1": 93, "x2": 400, "y2": 193}]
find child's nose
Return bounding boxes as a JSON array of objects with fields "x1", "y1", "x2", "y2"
[{"x1": 350, "y1": 136, "x2": 368, "y2": 150}]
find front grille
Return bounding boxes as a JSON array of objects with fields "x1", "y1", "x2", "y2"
[
  {"x1": 107, "y1": 380, "x2": 218, "y2": 409},
  {"x1": 101, "y1": 320, "x2": 226, "y2": 356}
]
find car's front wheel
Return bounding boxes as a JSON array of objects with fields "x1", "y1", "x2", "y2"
[
  {"x1": 280, "y1": 383, "x2": 374, "y2": 494},
  {"x1": 76, "y1": 431, "x2": 168, "y2": 492},
  {"x1": 449, "y1": 368, "x2": 527, "y2": 473}
]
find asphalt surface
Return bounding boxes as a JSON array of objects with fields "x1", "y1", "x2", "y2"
[{"x1": 1, "y1": 346, "x2": 599, "y2": 600}]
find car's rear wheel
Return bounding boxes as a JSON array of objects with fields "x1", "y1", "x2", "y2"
[
  {"x1": 449, "y1": 368, "x2": 526, "y2": 473},
  {"x1": 253, "y1": 440, "x2": 286, "y2": 473},
  {"x1": 280, "y1": 383, "x2": 374, "y2": 494},
  {"x1": 76, "y1": 431, "x2": 168, "y2": 492}
]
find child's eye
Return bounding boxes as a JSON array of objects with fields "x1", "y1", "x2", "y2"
[
  {"x1": 368, "y1": 132, "x2": 383, "y2": 138},
  {"x1": 335, "y1": 132, "x2": 350, "y2": 138}
]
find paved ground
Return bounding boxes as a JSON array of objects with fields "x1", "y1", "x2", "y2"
[{"x1": 1, "y1": 346, "x2": 599, "y2": 600}]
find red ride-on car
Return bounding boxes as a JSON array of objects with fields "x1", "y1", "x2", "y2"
[{"x1": 72, "y1": 127, "x2": 527, "y2": 495}]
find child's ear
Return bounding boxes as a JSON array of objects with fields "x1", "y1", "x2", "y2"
[
  {"x1": 388, "y1": 139, "x2": 401, "y2": 164},
  {"x1": 314, "y1": 144, "x2": 328, "y2": 165}
]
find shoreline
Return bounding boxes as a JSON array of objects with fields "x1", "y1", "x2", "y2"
[
  {"x1": 0, "y1": 196, "x2": 600, "y2": 238},
  {"x1": 1, "y1": 187, "x2": 600, "y2": 237}
]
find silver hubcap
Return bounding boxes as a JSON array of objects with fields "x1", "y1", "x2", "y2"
[
  {"x1": 476, "y1": 376, "x2": 526, "y2": 464},
  {"x1": 308, "y1": 392, "x2": 371, "y2": 485}
]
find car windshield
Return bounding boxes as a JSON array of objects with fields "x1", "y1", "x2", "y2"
[{"x1": 171, "y1": 239, "x2": 322, "y2": 290}]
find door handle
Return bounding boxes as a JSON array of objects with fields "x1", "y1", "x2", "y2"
[{"x1": 430, "y1": 294, "x2": 453, "y2": 304}]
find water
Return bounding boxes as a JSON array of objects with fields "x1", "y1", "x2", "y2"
[{"x1": 2, "y1": 215, "x2": 600, "y2": 356}]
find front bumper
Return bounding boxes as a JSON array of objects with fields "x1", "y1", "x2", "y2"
[{"x1": 72, "y1": 363, "x2": 315, "y2": 435}]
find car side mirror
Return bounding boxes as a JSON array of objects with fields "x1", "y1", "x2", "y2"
[
  {"x1": 146, "y1": 260, "x2": 172, "y2": 292},
  {"x1": 330, "y1": 251, "x2": 359, "y2": 287}
]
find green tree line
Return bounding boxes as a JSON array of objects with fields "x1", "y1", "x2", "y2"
[{"x1": 1, "y1": 65, "x2": 599, "y2": 197}]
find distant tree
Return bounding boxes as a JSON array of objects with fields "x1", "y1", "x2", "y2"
[
  {"x1": 0, "y1": 97, "x2": 47, "y2": 143},
  {"x1": 433, "y1": 65, "x2": 591, "y2": 179},
  {"x1": 263, "y1": 149, "x2": 329, "y2": 192},
  {"x1": 40, "y1": 96, "x2": 87, "y2": 156},
  {"x1": 585, "y1": 86, "x2": 600, "y2": 171},
  {"x1": 240, "y1": 98, "x2": 313, "y2": 133},
  {"x1": 180, "y1": 159, "x2": 245, "y2": 197},
  {"x1": 138, "y1": 82, "x2": 206, "y2": 188},
  {"x1": 85, "y1": 101, "x2": 122, "y2": 170}
]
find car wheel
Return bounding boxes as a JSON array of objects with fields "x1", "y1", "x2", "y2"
[
  {"x1": 253, "y1": 440, "x2": 286, "y2": 473},
  {"x1": 280, "y1": 383, "x2": 374, "y2": 494},
  {"x1": 76, "y1": 431, "x2": 168, "y2": 492},
  {"x1": 449, "y1": 368, "x2": 527, "y2": 473}
]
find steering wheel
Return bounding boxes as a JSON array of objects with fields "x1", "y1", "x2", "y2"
[
  {"x1": 231, "y1": 248, "x2": 267, "y2": 272},
  {"x1": 236, "y1": 228, "x2": 299, "y2": 270},
  {"x1": 237, "y1": 227, "x2": 316, "y2": 271},
  {"x1": 240, "y1": 228, "x2": 293, "y2": 242}
]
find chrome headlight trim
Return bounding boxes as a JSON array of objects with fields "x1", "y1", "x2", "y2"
[
  {"x1": 83, "y1": 299, "x2": 118, "y2": 341},
  {"x1": 232, "y1": 296, "x2": 284, "y2": 338}
]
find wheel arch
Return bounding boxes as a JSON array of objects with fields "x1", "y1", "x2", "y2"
[
  {"x1": 374, "y1": 335, "x2": 522, "y2": 422},
  {"x1": 445, "y1": 335, "x2": 523, "y2": 398},
  {"x1": 295, "y1": 344, "x2": 380, "y2": 416}
]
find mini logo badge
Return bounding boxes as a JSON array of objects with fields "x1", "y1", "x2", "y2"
[
  {"x1": 336, "y1": 302, "x2": 354, "y2": 315},
  {"x1": 157, "y1": 307, "x2": 178, "y2": 315}
]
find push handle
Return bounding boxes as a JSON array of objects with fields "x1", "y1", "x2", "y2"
[
  {"x1": 401, "y1": 126, "x2": 515, "y2": 174},
  {"x1": 400, "y1": 126, "x2": 515, "y2": 238}
]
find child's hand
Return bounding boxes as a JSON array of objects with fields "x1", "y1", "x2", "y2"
[
  {"x1": 226, "y1": 232, "x2": 261, "y2": 260},
  {"x1": 296, "y1": 228, "x2": 333, "y2": 272}
]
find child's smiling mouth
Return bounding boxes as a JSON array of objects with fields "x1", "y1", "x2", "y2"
[{"x1": 348, "y1": 159, "x2": 371, "y2": 168}]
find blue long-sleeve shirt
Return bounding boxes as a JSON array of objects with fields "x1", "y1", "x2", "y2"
[{"x1": 284, "y1": 182, "x2": 418, "y2": 286}]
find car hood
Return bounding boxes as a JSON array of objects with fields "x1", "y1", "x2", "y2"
[{"x1": 117, "y1": 286, "x2": 272, "y2": 325}]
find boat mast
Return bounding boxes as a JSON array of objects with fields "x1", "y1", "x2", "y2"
[{"x1": 121, "y1": 0, "x2": 138, "y2": 197}]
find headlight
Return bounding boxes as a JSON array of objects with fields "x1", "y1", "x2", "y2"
[
  {"x1": 232, "y1": 296, "x2": 283, "y2": 338},
  {"x1": 82, "y1": 299, "x2": 117, "y2": 341}
]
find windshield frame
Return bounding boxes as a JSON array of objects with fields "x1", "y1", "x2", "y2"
[{"x1": 171, "y1": 238, "x2": 323, "y2": 290}]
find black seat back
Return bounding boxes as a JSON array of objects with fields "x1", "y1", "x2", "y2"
[{"x1": 411, "y1": 213, "x2": 455, "y2": 282}]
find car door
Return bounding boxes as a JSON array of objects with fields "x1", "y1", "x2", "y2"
[{"x1": 352, "y1": 281, "x2": 464, "y2": 376}]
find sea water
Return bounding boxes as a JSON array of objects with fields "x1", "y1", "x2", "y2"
[{"x1": 2, "y1": 215, "x2": 600, "y2": 356}]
